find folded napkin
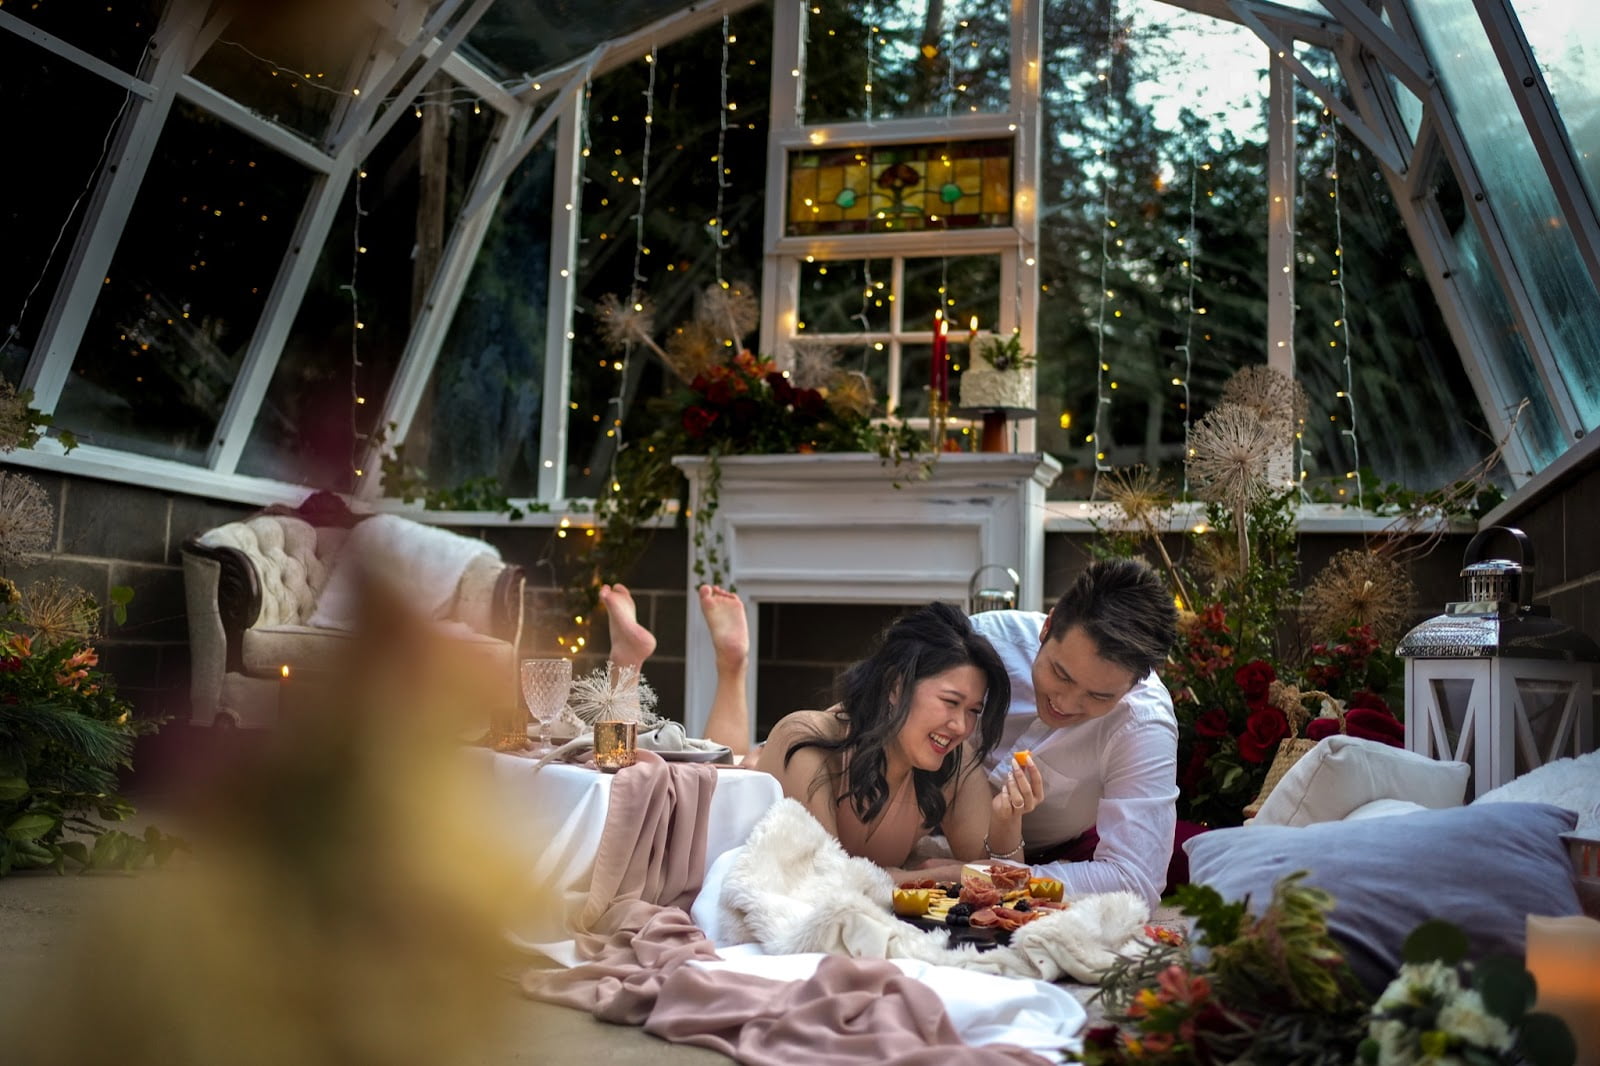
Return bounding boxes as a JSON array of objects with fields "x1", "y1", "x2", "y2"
[{"x1": 532, "y1": 721, "x2": 729, "y2": 770}]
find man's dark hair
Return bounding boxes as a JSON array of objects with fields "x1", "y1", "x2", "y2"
[{"x1": 1042, "y1": 557, "x2": 1178, "y2": 680}]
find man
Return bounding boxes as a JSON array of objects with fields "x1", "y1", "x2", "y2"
[{"x1": 969, "y1": 557, "x2": 1179, "y2": 910}]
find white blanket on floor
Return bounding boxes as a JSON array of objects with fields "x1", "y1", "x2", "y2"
[
  {"x1": 695, "y1": 798, "x2": 1152, "y2": 985},
  {"x1": 310, "y1": 514, "x2": 499, "y2": 629}
]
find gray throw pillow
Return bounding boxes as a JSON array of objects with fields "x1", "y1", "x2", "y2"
[{"x1": 1184, "y1": 802, "x2": 1582, "y2": 992}]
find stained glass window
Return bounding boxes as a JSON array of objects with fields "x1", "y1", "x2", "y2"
[{"x1": 786, "y1": 139, "x2": 1012, "y2": 236}]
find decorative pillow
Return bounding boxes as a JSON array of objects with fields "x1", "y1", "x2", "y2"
[
  {"x1": 1250, "y1": 734, "x2": 1470, "y2": 827},
  {"x1": 1185, "y1": 802, "x2": 1582, "y2": 992}
]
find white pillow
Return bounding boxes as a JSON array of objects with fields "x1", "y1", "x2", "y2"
[{"x1": 1251, "y1": 734, "x2": 1470, "y2": 826}]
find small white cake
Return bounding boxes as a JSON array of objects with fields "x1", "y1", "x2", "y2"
[{"x1": 960, "y1": 365, "x2": 1033, "y2": 410}]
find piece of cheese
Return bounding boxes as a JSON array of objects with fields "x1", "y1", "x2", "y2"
[{"x1": 1013, "y1": 749, "x2": 1033, "y2": 767}]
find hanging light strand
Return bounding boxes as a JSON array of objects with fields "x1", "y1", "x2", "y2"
[
  {"x1": 713, "y1": 14, "x2": 732, "y2": 284},
  {"x1": 1089, "y1": 0, "x2": 1120, "y2": 497},
  {"x1": 1177, "y1": 140, "x2": 1200, "y2": 499},
  {"x1": 345, "y1": 168, "x2": 367, "y2": 482},
  {"x1": 1325, "y1": 103, "x2": 1364, "y2": 513}
]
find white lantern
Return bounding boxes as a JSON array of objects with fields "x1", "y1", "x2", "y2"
[{"x1": 1397, "y1": 526, "x2": 1598, "y2": 799}]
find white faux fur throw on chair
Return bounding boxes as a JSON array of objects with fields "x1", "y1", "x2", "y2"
[{"x1": 714, "y1": 799, "x2": 1153, "y2": 985}]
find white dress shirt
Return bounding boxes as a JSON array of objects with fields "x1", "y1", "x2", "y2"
[{"x1": 969, "y1": 610, "x2": 1178, "y2": 910}]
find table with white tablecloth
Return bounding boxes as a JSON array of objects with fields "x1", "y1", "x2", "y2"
[{"x1": 465, "y1": 749, "x2": 783, "y2": 951}]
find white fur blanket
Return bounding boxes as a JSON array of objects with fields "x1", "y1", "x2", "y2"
[{"x1": 713, "y1": 799, "x2": 1152, "y2": 985}]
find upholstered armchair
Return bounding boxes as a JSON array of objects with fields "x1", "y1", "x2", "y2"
[{"x1": 181, "y1": 495, "x2": 524, "y2": 728}]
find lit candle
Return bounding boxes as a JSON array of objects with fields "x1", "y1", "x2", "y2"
[
  {"x1": 278, "y1": 664, "x2": 291, "y2": 715},
  {"x1": 1526, "y1": 914, "x2": 1600, "y2": 1066},
  {"x1": 937, "y1": 315, "x2": 949, "y2": 402},
  {"x1": 969, "y1": 315, "x2": 979, "y2": 346},
  {"x1": 930, "y1": 310, "x2": 947, "y2": 403}
]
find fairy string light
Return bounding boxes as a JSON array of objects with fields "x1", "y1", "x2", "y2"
[
  {"x1": 713, "y1": 14, "x2": 732, "y2": 284},
  {"x1": 1089, "y1": 0, "x2": 1121, "y2": 497},
  {"x1": 1176, "y1": 141, "x2": 1200, "y2": 499},
  {"x1": 344, "y1": 167, "x2": 367, "y2": 483},
  {"x1": 1323, "y1": 98, "x2": 1364, "y2": 511}
]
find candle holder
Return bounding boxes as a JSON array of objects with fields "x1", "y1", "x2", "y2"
[{"x1": 593, "y1": 720, "x2": 638, "y2": 772}]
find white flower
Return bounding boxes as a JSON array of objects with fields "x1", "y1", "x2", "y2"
[
  {"x1": 567, "y1": 664, "x2": 661, "y2": 727},
  {"x1": 1437, "y1": 989, "x2": 1513, "y2": 1052},
  {"x1": 1377, "y1": 961, "x2": 1462, "y2": 1011}
]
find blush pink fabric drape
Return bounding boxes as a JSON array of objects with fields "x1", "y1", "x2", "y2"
[{"x1": 519, "y1": 753, "x2": 1051, "y2": 1066}]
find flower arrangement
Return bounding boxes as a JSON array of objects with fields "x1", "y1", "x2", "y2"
[
  {"x1": 971, "y1": 330, "x2": 1037, "y2": 372},
  {"x1": 0, "y1": 470, "x2": 179, "y2": 876},
  {"x1": 1074, "y1": 876, "x2": 1575, "y2": 1066},
  {"x1": 1361, "y1": 920, "x2": 1576, "y2": 1066},
  {"x1": 1093, "y1": 365, "x2": 1416, "y2": 827},
  {"x1": 567, "y1": 664, "x2": 661, "y2": 727}
]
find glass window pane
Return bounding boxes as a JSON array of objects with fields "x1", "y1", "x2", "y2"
[
  {"x1": 409, "y1": 142, "x2": 556, "y2": 499},
  {"x1": 1410, "y1": 0, "x2": 1600, "y2": 437},
  {"x1": 462, "y1": 0, "x2": 689, "y2": 83},
  {"x1": 238, "y1": 90, "x2": 498, "y2": 489},
  {"x1": 1038, "y1": 0, "x2": 1271, "y2": 497},
  {"x1": 1290, "y1": 58, "x2": 1494, "y2": 492},
  {"x1": 900, "y1": 342, "x2": 933, "y2": 417},
  {"x1": 900, "y1": 255, "x2": 1000, "y2": 333},
  {"x1": 55, "y1": 99, "x2": 314, "y2": 463},
  {"x1": 2, "y1": 0, "x2": 160, "y2": 74},
  {"x1": 803, "y1": 0, "x2": 1012, "y2": 125},
  {"x1": 188, "y1": 4, "x2": 377, "y2": 144},
  {"x1": 797, "y1": 258, "x2": 892, "y2": 334},
  {"x1": 565, "y1": 11, "x2": 769, "y2": 499},
  {"x1": 0, "y1": 36, "x2": 130, "y2": 387},
  {"x1": 1507, "y1": 0, "x2": 1600, "y2": 259}
]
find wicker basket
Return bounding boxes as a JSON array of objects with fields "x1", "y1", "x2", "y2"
[{"x1": 1242, "y1": 683, "x2": 1341, "y2": 819}]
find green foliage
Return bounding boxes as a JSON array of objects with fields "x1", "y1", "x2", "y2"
[
  {"x1": 1076, "y1": 871, "x2": 1369, "y2": 1065},
  {"x1": 1307, "y1": 467, "x2": 1506, "y2": 523},
  {"x1": 375, "y1": 421, "x2": 541, "y2": 520},
  {"x1": 0, "y1": 593, "x2": 184, "y2": 876},
  {"x1": 0, "y1": 378, "x2": 79, "y2": 454},
  {"x1": 971, "y1": 330, "x2": 1036, "y2": 372}
]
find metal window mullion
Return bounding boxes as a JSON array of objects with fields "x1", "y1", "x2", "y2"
[
  {"x1": 175, "y1": 75, "x2": 338, "y2": 174},
  {"x1": 356, "y1": 104, "x2": 532, "y2": 499},
  {"x1": 352, "y1": 0, "x2": 498, "y2": 161},
  {"x1": 1265, "y1": 50, "x2": 1295, "y2": 382},
  {"x1": 325, "y1": 0, "x2": 472, "y2": 153},
  {"x1": 1315, "y1": 0, "x2": 1433, "y2": 98},
  {"x1": 0, "y1": 9, "x2": 156, "y2": 99},
  {"x1": 759, "y1": 0, "x2": 806, "y2": 365},
  {"x1": 1425, "y1": 88, "x2": 1585, "y2": 443},
  {"x1": 1471, "y1": 0, "x2": 1600, "y2": 299},
  {"x1": 773, "y1": 113, "x2": 1021, "y2": 149},
  {"x1": 889, "y1": 255, "x2": 906, "y2": 412},
  {"x1": 1013, "y1": 0, "x2": 1043, "y2": 452},
  {"x1": 537, "y1": 89, "x2": 586, "y2": 502},
  {"x1": 1339, "y1": 34, "x2": 1418, "y2": 174},
  {"x1": 776, "y1": 229, "x2": 1021, "y2": 259},
  {"x1": 17, "y1": 0, "x2": 209, "y2": 412}
]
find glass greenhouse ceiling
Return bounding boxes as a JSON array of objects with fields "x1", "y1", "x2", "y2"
[{"x1": 0, "y1": 0, "x2": 1596, "y2": 512}]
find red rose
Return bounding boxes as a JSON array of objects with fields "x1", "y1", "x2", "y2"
[
  {"x1": 681, "y1": 406, "x2": 718, "y2": 439},
  {"x1": 1194, "y1": 708, "x2": 1231, "y2": 739},
  {"x1": 1346, "y1": 689, "x2": 1391, "y2": 715},
  {"x1": 1179, "y1": 741, "x2": 1215, "y2": 790},
  {"x1": 1237, "y1": 707, "x2": 1289, "y2": 763},
  {"x1": 1233, "y1": 660, "x2": 1276, "y2": 704},
  {"x1": 1345, "y1": 706, "x2": 1405, "y2": 747},
  {"x1": 1307, "y1": 716, "x2": 1342, "y2": 742},
  {"x1": 0, "y1": 657, "x2": 22, "y2": 674}
]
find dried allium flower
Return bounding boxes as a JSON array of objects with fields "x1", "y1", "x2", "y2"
[
  {"x1": 695, "y1": 280, "x2": 759, "y2": 345},
  {"x1": 1191, "y1": 528, "x2": 1243, "y2": 590},
  {"x1": 1188, "y1": 403, "x2": 1279, "y2": 509},
  {"x1": 1104, "y1": 465, "x2": 1173, "y2": 530},
  {"x1": 567, "y1": 663, "x2": 660, "y2": 726},
  {"x1": 663, "y1": 320, "x2": 721, "y2": 382},
  {"x1": 594, "y1": 291, "x2": 656, "y2": 352},
  {"x1": 824, "y1": 369, "x2": 875, "y2": 421},
  {"x1": 0, "y1": 379, "x2": 34, "y2": 452},
  {"x1": 1302, "y1": 548, "x2": 1415, "y2": 645},
  {"x1": 0, "y1": 471, "x2": 54, "y2": 566},
  {"x1": 1219, "y1": 364, "x2": 1308, "y2": 427},
  {"x1": 791, "y1": 343, "x2": 843, "y2": 391},
  {"x1": 21, "y1": 577, "x2": 100, "y2": 646}
]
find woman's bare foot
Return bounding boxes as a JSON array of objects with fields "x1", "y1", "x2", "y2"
[
  {"x1": 599, "y1": 583, "x2": 656, "y2": 670},
  {"x1": 697, "y1": 584, "x2": 749, "y2": 673}
]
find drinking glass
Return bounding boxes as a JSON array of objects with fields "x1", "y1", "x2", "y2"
[{"x1": 520, "y1": 658, "x2": 573, "y2": 756}]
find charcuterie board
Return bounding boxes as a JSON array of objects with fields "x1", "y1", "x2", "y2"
[{"x1": 892, "y1": 862, "x2": 1067, "y2": 952}]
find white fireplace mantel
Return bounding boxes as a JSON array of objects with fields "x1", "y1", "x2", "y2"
[{"x1": 672, "y1": 452, "x2": 1062, "y2": 742}]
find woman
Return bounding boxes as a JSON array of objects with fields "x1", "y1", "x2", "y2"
[{"x1": 760, "y1": 602, "x2": 1044, "y2": 880}]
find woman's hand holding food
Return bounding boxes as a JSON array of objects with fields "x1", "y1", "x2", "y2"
[{"x1": 986, "y1": 750, "x2": 1044, "y2": 859}]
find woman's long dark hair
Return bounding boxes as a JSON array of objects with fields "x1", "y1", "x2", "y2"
[{"x1": 785, "y1": 601, "x2": 1010, "y2": 831}]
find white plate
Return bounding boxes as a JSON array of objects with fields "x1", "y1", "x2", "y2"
[{"x1": 652, "y1": 746, "x2": 733, "y2": 763}]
